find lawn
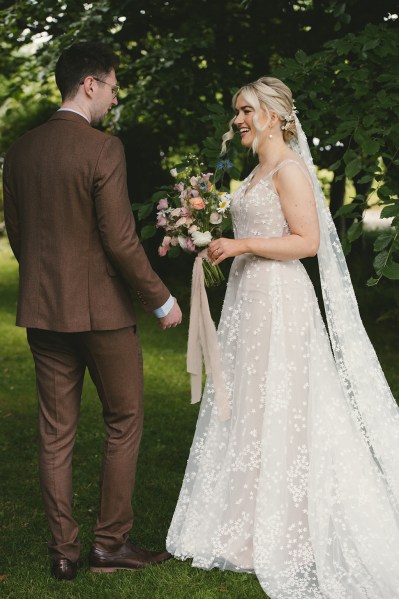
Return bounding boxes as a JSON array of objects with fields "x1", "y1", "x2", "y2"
[
  {"x1": 0, "y1": 238, "x2": 265, "y2": 599},
  {"x1": 0, "y1": 236, "x2": 398, "y2": 599}
]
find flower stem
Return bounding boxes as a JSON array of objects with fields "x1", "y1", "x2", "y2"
[{"x1": 202, "y1": 259, "x2": 225, "y2": 287}]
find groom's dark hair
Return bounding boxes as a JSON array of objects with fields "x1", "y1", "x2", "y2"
[{"x1": 55, "y1": 42, "x2": 119, "y2": 100}]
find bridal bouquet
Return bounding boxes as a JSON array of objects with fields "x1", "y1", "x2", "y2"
[{"x1": 156, "y1": 154, "x2": 232, "y2": 286}]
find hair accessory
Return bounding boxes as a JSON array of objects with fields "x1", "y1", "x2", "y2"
[{"x1": 281, "y1": 104, "x2": 298, "y2": 130}]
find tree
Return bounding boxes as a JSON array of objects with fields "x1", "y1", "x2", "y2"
[
  {"x1": 1, "y1": 0, "x2": 398, "y2": 280},
  {"x1": 275, "y1": 21, "x2": 399, "y2": 283}
]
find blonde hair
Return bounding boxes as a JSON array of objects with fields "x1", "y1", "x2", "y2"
[{"x1": 221, "y1": 76, "x2": 297, "y2": 154}]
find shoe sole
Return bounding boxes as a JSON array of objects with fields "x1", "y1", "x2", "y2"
[
  {"x1": 90, "y1": 566, "x2": 144, "y2": 573},
  {"x1": 89, "y1": 559, "x2": 171, "y2": 573}
]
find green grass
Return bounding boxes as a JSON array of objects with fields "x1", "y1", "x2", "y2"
[
  {"x1": 0, "y1": 237, "x2": 398, "y2": 599},
  {"x1": 0, "y1": 238, "x2": 265, "y2": 598}
]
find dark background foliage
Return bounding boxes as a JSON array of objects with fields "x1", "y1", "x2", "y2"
[{"x1": 0, "y1": 0, "x2": 398, "y2": 280}]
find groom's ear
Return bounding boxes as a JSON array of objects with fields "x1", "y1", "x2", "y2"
[{"x1": 80, "y1": 76, "x2": 95, "y2": 98}]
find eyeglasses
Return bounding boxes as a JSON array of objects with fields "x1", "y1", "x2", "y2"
[{"x1": 92, "y1": 77, "x2": 120, "y2": 98}]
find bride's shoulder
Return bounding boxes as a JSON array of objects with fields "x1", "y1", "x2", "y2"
[
  {"x1": 276, "y1": 153, "x2": 308, "y2": 179},
  {"x1": 274, "y1": 155, "x2": 313, "y2": 195}
]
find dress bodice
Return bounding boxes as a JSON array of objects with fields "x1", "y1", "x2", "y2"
[{"x1": 231, "y1": 160, "x2": 298, "y2": 241}]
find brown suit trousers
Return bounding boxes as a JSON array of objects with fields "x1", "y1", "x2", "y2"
[
  {"x1": 4, "y1": 111, "x2": 170, "y2": 560},
  {"x1": 27, "y1": 327, "x2": 143, "y2": 561}
]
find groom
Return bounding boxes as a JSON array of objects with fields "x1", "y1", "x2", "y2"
[{"x1": 3, "y1": 42, "x2": 182, "y2": 580}]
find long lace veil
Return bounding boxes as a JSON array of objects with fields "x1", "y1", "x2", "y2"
[{"x1": 291, "y1": 115, "x2": 399, "y2": 504}]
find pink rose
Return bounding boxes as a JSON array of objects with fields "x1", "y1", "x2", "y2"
[
  {"x1": 157, "y1": 198, "x2": 168, "y2": 210},
  {"x1": 189, "y1": 197, "x2": 205, "y2": 210},
  {"x1": 175, "y1": 216, "x2": 190, "y2": 227},
  {"x1": 179, "y1": 190, "x2": 189, "y2": 201},
  {"x1": 186, "y1": 237, "x2": 196, "y2": 253},
  {"x1": 156, "y1": 215, "x2": 167, "y2": 227},
  {"x1": 210, "y1": 211, "x2": 222, "y2": 224},
  {"x1": 178, "y1": 235, "x2": 196, "y2": 253},
  {"x1": 162, "y1": 235, "x2": 172, "y2": 248}
]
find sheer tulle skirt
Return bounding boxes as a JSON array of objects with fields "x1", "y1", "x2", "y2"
[{"x1": 167, "y1": 254, "x2": 399, "y2": 599}]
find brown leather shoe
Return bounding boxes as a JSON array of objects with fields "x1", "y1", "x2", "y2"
[
  {"x1": 51, "y1": 558, "x2": 78, "y2": 580},
  {"x1": 89, "y1": 539, "x2": 172, "y2": 573}
]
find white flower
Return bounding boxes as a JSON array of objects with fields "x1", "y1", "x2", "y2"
[
  {"x1": 210, "y1": 211, "x2": 223, "y2": 225},
  {"x1": 178, "y1": 235, "x2": 188, "y2": 250},
  {"x1": 170, "y1": 168, "x2": 178, "y2": 177},
  {"x1": 217, "y1": 192, "x2": 232, "y2": 214},
  {"x1": 191, "y1": 230, "x2": 212, "y2": 247}
]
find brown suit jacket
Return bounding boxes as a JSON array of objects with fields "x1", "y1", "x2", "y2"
[{"x1": 3, "y1": 110, "x2": 169, "y2": 332}]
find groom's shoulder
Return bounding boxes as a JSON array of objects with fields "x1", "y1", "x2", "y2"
[{"x1": 5, "y1": 112, "x2": 124, "y2": 163}]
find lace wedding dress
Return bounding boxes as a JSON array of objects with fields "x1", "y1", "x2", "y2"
[{"x1": 167, "y1": 159, "x2": 399, "y2": 599}]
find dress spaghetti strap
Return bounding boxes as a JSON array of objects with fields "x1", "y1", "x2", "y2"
[{"x1": 268, "y1": 158, "x2": 314, "y2": 193}]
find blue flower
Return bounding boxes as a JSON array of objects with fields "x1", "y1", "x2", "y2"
[{"x1": 216, "y1": 159, "x2": 233, "y2": 170}]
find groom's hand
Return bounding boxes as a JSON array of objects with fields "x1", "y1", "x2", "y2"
[{"x1": 159, "y1": 298, "x2": 182, "y2": 330}]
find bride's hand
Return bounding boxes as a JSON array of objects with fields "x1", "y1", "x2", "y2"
[{"x1": 208, "y1": 238, "x2": 245, "y2": 265}]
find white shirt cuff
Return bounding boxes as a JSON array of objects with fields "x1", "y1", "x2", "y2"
[{"x1": 153, "y1": 294, "x2": 174, "y2": 318}]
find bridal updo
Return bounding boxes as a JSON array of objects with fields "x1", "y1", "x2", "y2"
[{"x1": 221, "y1": 76, "x2": 297, "y2": 154}]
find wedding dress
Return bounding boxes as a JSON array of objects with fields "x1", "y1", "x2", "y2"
[{"x1": 167, "y1": 124, "x2": 399, "y2": 598}]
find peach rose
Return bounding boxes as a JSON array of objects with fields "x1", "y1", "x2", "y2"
[{"x1": 189, "y1": 196, "x2": 205, "y2": 210}]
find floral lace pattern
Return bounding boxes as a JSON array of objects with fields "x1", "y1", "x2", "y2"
[{"x1": 167, "y1": 160, "x2": 399, "y2": 599}]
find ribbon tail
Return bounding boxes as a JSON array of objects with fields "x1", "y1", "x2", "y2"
[
  {"x1": 187, "y1": 256, "x2": 230, "y2": 420},
  {"x1": 187, "y1": 257, "x2": 203, "y2": 404}
]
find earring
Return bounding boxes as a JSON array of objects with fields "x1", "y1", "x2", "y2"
[{"x1": 268, "y1": 133, "x2": 273, "y2": 139}]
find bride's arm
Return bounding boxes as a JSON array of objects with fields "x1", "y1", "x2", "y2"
[{"x1": 209, "y1": 163, "x2": 320, "y2": 264}]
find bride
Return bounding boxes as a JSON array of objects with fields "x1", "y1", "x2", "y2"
[{"x1": 167, "y1": 77, "x2": 399, "y2": 599}]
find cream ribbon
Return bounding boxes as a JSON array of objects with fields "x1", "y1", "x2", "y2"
[{"x1": 187, "y1": 256, "x2": 231, "y2": 421}]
